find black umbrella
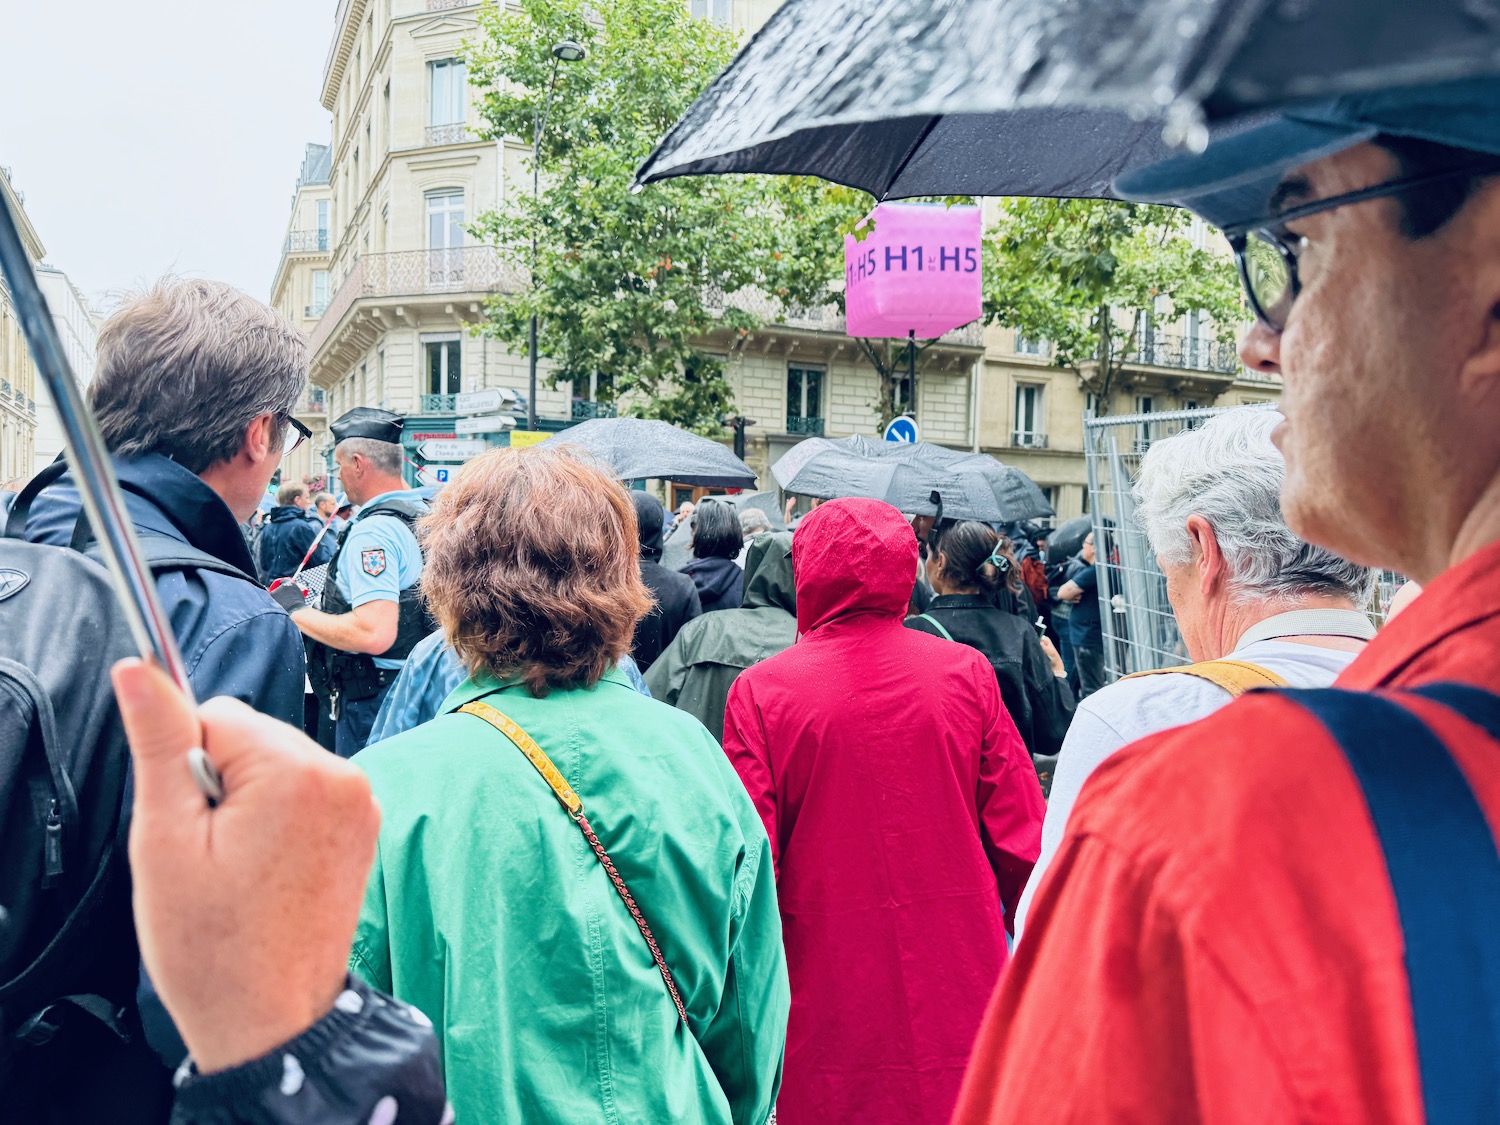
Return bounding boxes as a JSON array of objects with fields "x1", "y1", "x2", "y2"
[
  {"x1": 634, "y1": 0, "x2": 1500, "y2": 199},
  {"x1": 772, "y1": 436, "x2": 1052, "y2": 522},
  {"x1": 542, "y1": 417, "x2": 757, "y2": 488},
  {"x1": 1046, "y1": 516, "x2": 1094, "y2": 565}
]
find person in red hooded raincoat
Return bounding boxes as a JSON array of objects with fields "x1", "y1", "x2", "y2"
[{"x1": 722, "y1": 497, "x2": 1045, "y2": 1125}]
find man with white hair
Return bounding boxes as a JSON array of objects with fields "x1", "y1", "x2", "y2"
[{"x1": 1016, "y1": 407, "x2": 1375, "y2": 939}]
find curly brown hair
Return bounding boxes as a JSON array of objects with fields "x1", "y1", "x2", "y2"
[{"x1": 419, "y1": 445, "x2": 653, "y2": 697}]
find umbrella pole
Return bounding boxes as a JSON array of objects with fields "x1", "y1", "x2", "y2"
[
  {"x1": 908, "y1": 330, "x2": 916, "y2": 416},
  {"x1": 0, "y1": 193, "x2": 200, "y2": 706}
]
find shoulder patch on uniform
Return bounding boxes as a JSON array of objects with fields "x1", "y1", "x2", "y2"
[{"x1": 360, "y1": 548, "x2": 387, "y2": 577}]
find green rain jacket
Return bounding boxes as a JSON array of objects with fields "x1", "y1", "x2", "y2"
[
  {"x1": 645, "y1": 533, "x2": 798, "y2": 744},
  {"x1": 350, "y1": 666, "x2": 789, "y2": 1125}
]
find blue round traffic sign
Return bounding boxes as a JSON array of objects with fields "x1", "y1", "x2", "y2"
[{"x1": 884, "y1": 416, "x2": 920, "y2": 444}]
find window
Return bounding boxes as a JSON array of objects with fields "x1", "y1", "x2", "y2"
[
  {"x1": 787, "y1": 364, "x2": 824, "y2": 435},
  {"x1": 690, "y1": 0, "x2": 732, "y2": 23},
  {"x1": 425, "y1": 337, "x2": 462, "y2": 397},
  {"x1": 359, "y1": 362, "x2": 368, "y2": 407},
  {"x1": 1085, "y1": 392, "x2": 1102, "y2": 418},
  {"x1": 1014, "y1": 332, "x2": 1046, "y2": 357},
  {"x1": 1135, "y1": 395, "x2": 1155, "y2": 450},
  {"x1": 383, "y1": 81, "x2": 391, "y2": 151},
  {"x1": 428, "y1": 59, "x2": 467, "y2": 126},
  {"x1": 1183, "y1": 399, "x2": 1201, "y2": 429},
  {"x1": 311, "y1": 270, "x2": 330, "y2": 317},
  {"x1": 316, "y1": 200, "x2": 329, "y2": 251},
  {"x1": 891, "y1": 375, "x2": 914, "y2": 419},
  {"x1": 1013, "y1": 383, "x2": 1046, "y2": 447},
  {"x1": 306, "y1": 386, "x2": 326, "y2": 414},
  {"x1": 426, "y1": 190, "x2": 464, "y2": 250},
  {"x1": 377, "y1": 349, "x2": 386, "y2": 409}
]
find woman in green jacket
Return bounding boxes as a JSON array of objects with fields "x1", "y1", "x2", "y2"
[{"x1": 349, "y1": 446, "x2": 789, "y2": 1125}]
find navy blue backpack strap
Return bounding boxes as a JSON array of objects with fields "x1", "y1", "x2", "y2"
[{"x1": 1280, "y1": 686, "x2": 1500, "y2": 1124}]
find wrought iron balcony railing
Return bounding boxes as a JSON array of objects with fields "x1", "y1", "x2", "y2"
[
  {"x1": 427, "y1": 0, "x2": 469, "y2": 8},
  {"x1": 786, "y1": 415, "x2": 825, "y2": 436},
  {"x1": 1011, "y1": 430, "x2": 1049, "y2": 449},
  {"x1": 309, "y1": 247, "x2": 525, "y2": 355},
  {"x1": 285, "y1": 229, "x2": 330, "y2": 254},
  {"x1": 572, "y1": 400, "x2": 617, "y2": 420},
  {"x1": 702, "y1": 285, "x2": 985, "y2": 348},
  {"x1": 1123, "y1": 333, "x2": 1241, "y2": 374},
  {"x1": 305, "y1": 301, "x2": 328, "y2": 319},
  {"x1": 425, "y1": 124, "x2": 471, "y2": 147}
]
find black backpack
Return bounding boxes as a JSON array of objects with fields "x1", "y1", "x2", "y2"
[{"x1": 0, "y1": 465, "x2": 257, "y2": 1123}]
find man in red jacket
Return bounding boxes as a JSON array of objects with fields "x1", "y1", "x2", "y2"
[{"x1": 954, "y1": 80, "x2": 1500, "y2": 1123}]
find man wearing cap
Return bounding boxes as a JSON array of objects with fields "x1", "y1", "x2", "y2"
[
  {"x1": 284, "y1": 408, "x2": 433, "y2": 757},
  {"x1": 954, "y1": 79, "x2": 1500, "y2": 1122}
]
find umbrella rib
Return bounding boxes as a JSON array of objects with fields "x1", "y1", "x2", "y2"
[{"x1": 878, "y1": 115, "x2": 944, "y2": 201}]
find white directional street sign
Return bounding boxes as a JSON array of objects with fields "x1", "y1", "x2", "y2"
[
  {"x1": 455, "y1": 415, "x2": 517, "y2": 435},
  {"x1": 454, "y1": 389, "x2": 515, "y2": 415},
  {"x1": 417, "y1": 438, "x2": 487, "y2": 461}
]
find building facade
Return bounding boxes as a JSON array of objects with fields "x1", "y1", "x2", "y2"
[
  {"x1": 271, "y1": 143, "x2": 335, "y2": 484},
  {"x1": 282, "y1": 0, "x2": 1279, "y2": 510},
  {"x1": 0, "y1": 166, "x2": 44, "y2": 485},
  {"x1": 32, "y1": 264, "x2": 99, "y2": 476}
]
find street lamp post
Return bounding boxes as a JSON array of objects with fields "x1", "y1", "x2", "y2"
[{"x1": 527, "y1": 38, "x2": 587, "y2": 432}]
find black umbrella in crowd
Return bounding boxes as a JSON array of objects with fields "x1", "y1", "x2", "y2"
[
  {"x1": 542, "y1": 417, "x2": 758, "y2": 488},
  {"x1": 1046, "y1": 516, "x2": 1094, "y2": 565},
  {"x1": 772, "y1": 436, "x2": 1052, "y2": 522},
  {"x1": 634, "y1": 0, "x2": 1500, "y2": 199}
]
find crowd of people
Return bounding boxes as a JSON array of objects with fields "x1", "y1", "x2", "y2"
[{"x1": 2, "y1": 77, "x2": 1500, "y2": 1125}]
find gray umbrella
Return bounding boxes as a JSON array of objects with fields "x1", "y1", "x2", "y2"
[
  {"x1": 542, "y1": 418, "x2": 757, "y2": 488},
  {"x1": 772, "y1": 436, "x2": 1052, "y2": 522},
  {"x1": 634, "y1": 0, "x2": 1500, "y2": 199}
]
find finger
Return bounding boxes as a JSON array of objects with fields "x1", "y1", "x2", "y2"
[
  {"x1": 195, "y1": 695, "x2": 345, "y2": 780},
  {"x1": 111, "y1": 658, "x2": 206, "y2": 813}
]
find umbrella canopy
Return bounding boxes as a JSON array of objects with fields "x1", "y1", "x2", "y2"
[
  {"x1": 1046, "y1": 516, "x2": 1094, "y2": 565},
  {"x1": 634, "y1": 0, "x2": 1500, "y2": 199},
  {"x1": 542, "y1": 418, "x2": 757, "y2": 488},
  {"x1": 772, "y1": 436, "x2": 1052, "y2": 522},
  {"x1": 728, "y1": 490, "x2": 788, "y2": 531}
]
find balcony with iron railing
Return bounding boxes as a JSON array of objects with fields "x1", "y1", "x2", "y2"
[
  {"x1": 309, "y1": 247, "x2": 525, "y2": 356},
  {"x1": 285, "y1": 229, "x2": 331, "y2": 255},
  {"x1": 572, "y1": 400, "x2": 617, "y2": 420},
  {"x1": 1122, "y1": 332, "x2": 1241, "y2": 374},
  {"x1": 427, "y1": 0, "x2": 470, "y2": 8},
  {"x1": 786, "y1": 415, "x2": 825, "y2": 436},
  {"x1": 425, "y1": 123, "x2": 472, "y2": 147},
  {"x1": 305, "y1": 301, "x2": 329, "y2": 319},
  {"x1": 703, "y1": 286, "x2": 986, "y2": 349},
  {"x1": 1011, "y1": 430, "x2": 1049, "y2": 449}
]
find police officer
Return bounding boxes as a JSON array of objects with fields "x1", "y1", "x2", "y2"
[{"x1": 286, "y1": 408, "x2": 432, "y2": 756}]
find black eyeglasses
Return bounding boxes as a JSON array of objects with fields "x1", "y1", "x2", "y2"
[
  {"x1": 1226, "y1": 163, "x2": 1498, "y2": 333},
  {"x1": 280, "y1": 415, "x2": 312, "y2": 457}
]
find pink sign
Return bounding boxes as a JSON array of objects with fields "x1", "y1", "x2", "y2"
[{"x1": 844, "y1": 202, "x2": 983, "y2": 339}]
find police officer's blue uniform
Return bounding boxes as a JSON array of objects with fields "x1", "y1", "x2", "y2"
[{"x1": 310, "y1": 408, "x2": 434, "y2": 757}]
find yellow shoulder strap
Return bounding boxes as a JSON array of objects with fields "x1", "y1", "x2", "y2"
[{"x1": 1123, "y1": 658, "x2": 1290, "y2": 697}]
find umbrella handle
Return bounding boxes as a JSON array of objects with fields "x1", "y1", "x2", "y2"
[{"x1": 0, "y1": 189, "x2": 217, "y2": 801}]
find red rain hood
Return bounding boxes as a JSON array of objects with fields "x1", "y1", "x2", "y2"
[{"x1": 792, "y1": 498, "x2": 918, "y2": 635}]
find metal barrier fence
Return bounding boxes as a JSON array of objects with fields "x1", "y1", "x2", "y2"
[{"x1": 1082, "y1": 404, "x2": 1403, "y2": 682}]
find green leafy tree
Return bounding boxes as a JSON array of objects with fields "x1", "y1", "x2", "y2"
[
  {"x1": 467, "y1": 0, "x2": 848, "y2": 433},
  {"x1": 983, "y1": 198, "x2": 1245, "y2": 415}
]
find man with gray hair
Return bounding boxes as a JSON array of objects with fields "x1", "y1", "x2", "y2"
[
  {"x1": 1015, "y1": 407, "x2": 1376, "y2": 939},
  {"x1": 21, "y1": 278, "x2": 309, "y2": 727}
]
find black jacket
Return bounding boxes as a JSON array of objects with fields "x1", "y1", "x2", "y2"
[
  {"x1": 682, "y1": 554, "x2": 744, "y2": 614},
  {"x1": 168, "y1": 975, "x2": 447, "y2": 1124},
  {"x1": 25, "y1": 455, "x2": 310, "y2": 1070},
  {"x1": 906, "y1": 594, "x2": 1076, "y2": 756},
  {"x1": 629, "y1": 492, "x2": 702, "y2": 671},
  {"x1": 257, "y1": 506, "x2": 333, "y2": 582}
]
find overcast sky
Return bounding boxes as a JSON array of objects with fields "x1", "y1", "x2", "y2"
[{"x1": 0, "y1": 0, "x2": 335, "y2": 309}]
